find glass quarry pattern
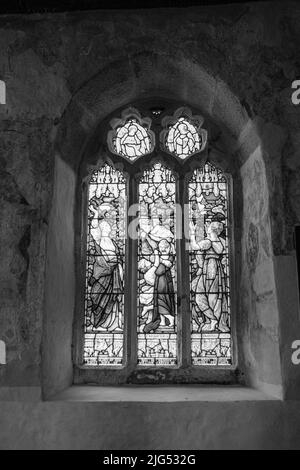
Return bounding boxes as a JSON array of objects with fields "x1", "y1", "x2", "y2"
[
  {"x1": 113, "y1": 119, "x2": 152, "y2": 160},
  {"x1": 189, "y1": 163, "x2": 231, "y2": 366},
  {"x1": 166, "y1": 117, "x2": 202, "y2": 159},
  {"x1": 137, "y1": 163, "x2": 177, "y2": 366},
  {"x1": 83, "y1": 165, "x2": 126, "y2": 366}
]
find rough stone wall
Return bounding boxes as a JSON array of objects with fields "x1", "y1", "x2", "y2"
[
  {"x1": 0, "y1": 2, "x2": 299, "y2": 401},
  {"x1": 240, "y1": 146, "x2": 282, "y2": 393}
]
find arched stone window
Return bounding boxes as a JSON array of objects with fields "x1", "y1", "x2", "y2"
[
  {"x1": 75, "y1": 104, "x2": 235, "y2": 383},
  {"x1": 43, "y1": 54, "x2": 293, "y2": 399}
]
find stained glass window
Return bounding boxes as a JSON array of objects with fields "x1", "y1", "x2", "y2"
[
  {"x1": 81, "y1": 106, "x2": 235, "y2": 378},
  {"x1": 83, "y1": 164, "x2": 126, "y2": 366},
  {"x1": 166, "y1": 117, "x2": 202, "y2": 159},
  {"x1": 137, "y1": 163, "x2": 177, "y2": 366},
  {"x1": 113, "y1": 119, "x2": 152, "y2": 160},
  {"x1": 188, "y1": 163, "x2": 231, "y2": 366}
]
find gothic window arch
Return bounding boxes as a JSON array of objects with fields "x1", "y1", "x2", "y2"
[{"x1": 76, "y1": 104, "x2": 234, "y2": 383}]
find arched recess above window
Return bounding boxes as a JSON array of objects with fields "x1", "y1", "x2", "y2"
[
  {"x1": 107, "y1": 107, "x2": 155, "y2": 162},
  {"x1": 160, "y1": 107, "x2": 207, "y2": 161}
]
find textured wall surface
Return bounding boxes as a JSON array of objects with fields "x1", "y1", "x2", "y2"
[
  {"x1": 0, "y1": 1, "x2": 299, "y2": 449},
  {"x1": 0, "y1": 394, "x2": 299, "y2": 450}
]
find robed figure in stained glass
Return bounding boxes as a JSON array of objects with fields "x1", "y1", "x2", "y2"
[
  {"x1": 88, "y1": 206, "x2": 123, "y2": 331},
  {"x1": 190, "y1": 220, "x2": 229, "y2": 333},
  {"x1": 166, "y1": 117, "x2": 202, "y2": 159},
  {"x1": 142, "y1": 239, "x2": 175, "y2": 333},
  {"x1": 114, "y1": 119, "x2": 151, "y2": 159},
  {"x1": 139, "y1": 211, "x2": 176, "y2": 331}
]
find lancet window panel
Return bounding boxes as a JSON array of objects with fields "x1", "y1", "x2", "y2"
[
  {"x1": 137, "y1": 163, "x2": 177, "y2": 366},
  {"x1": 188, "y1": 163, "x2": 232, "y2": 366},
  {"x1": 83, "y1": 164, "x2": 126, "y2": 366}
]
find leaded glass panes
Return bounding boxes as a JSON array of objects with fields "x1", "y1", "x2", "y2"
[
  {"x1": 188, "y1": 163, "x2": 231, "y2": 366},
  {"x1": 83, "y1": 164, "x2": 126, "y2": 366},
  {"x1": 166, "y1": 117, "x2": 202, "y2": 159},
  {"x1": 82, "y1": 106, "x2": 235, "y2": 377},
  {"x1": 137, "y1": 163, "x2": 177, "y2": 366},
  {"x1": 113, "y1": 119, "x2": 152, "y2": 160}
]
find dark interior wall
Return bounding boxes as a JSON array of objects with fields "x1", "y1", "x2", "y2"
[{"x1": 0, "y1": 1, "x2": 299, "y2": 403}]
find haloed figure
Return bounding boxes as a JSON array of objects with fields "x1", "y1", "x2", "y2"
[
  {"x1": 190, "y1": 220, "x2": 229, "y2": 333},
  {"x1": 174, "y1": 121, "x2": 196, "y2": 155},
  {"x1": 120, "y1": 121, "x2": 149, "y2": 157},
  {"x1": 143, "y1": 239, "x2": 175, "y2": 333},
  {"x1": 89, "y1": 208, "x2": 123, "y2": 331}
]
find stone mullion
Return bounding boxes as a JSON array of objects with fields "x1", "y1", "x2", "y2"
[
  {"x1": 179, "y1": 173, "x2": 191, "y2": 368},
  {"x1": 125, "y1": 173, "x2": 138, "y2": 372}
]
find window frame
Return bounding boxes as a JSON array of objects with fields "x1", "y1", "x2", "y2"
[{"x1": 73, "y1": 108, "x2": 238, "y2": 385}]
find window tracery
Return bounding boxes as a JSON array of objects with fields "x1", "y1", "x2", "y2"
[{"x1": 81, "y1": 106, "x2": 233, "y2": 375}]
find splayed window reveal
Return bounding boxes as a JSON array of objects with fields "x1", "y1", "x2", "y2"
[
  {"x1": 113, "y1": 119, "x2": 152, "y2": 160},
  {"x1": 83, "y1": 164, "x2": 126, "y2": 366},
  {"x1": 189, "y1": 163, "x2": 231, "y2": 366},
  {"x1": 137, "y1": 163, "x2": 177, "y2": 366},
  {"x1": 166, "y1": 117, "x2": 202, "y2": 159}
]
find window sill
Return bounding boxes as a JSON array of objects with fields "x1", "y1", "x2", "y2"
[
  {"x1": 73, "y1": 364, "x2": 239, "y2": 385},
  {"x1": 51, "y1": 384, "x2": 281, "y2": 402}
]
